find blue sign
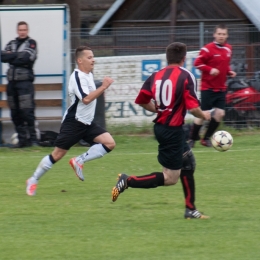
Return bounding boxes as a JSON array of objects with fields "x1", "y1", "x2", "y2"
[{"x1": 142, "y1": 60, "x2": 161, "y2": 81}]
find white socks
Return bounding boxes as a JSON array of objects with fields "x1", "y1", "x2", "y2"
[
  {"x1": 30, "y1": 144, "x2": 109, "y2": 182},
  {"x1": 77, "y1": 143, "x2": 108, "y2": 164},
  {"x1": 32, "y1": 155, "x2": 53, "y2": 180}
]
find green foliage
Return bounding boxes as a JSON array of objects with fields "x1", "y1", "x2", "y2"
[{"x1": 0, "y1": 134, "x2": 260, "y2": 259}]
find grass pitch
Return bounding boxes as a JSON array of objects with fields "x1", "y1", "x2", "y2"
[{"x1": 0, "y1": 133, "x2": 260, "y2": 260}]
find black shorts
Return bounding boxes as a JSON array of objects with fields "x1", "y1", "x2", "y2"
[
  {"x1": 154, "y1": 124, "x2": 184, "y2": 170},
  {"x1": 200, "y1": 90, "x2": 226, "y2": 110},
  {"x1": 54, "y1": 119, "x2": 107, "y2": 150}
]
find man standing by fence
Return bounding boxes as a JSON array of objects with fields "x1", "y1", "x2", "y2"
[{"x1": 1, "y1": 21, "x2": 38, "y2": 147}]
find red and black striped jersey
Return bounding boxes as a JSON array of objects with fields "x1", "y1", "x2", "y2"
[{"x1": 135, "y1": 65, "x2": 200, "y2": 126}]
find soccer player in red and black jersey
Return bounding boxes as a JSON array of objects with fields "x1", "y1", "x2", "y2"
[
  {"x1": 189, "y1": 24, "x2": 237, "y2": 147},
  {"x1": 111, "y1": 42, "x2": 211, "y2": 219}
]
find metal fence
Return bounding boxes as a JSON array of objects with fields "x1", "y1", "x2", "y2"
[{"x1": 71, "y1": 24, "x2": 260, "y2": 129}]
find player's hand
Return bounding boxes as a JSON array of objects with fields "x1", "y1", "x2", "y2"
[
  {"x1": 210, "y1": 68, "x2": 220, "y2": 76},
  {"x1": 203, "y1": 111, "x2": 211, "y2": 121},
  {"x1": 229, "y1": 71, "x2": 237, "y2": 78},
  {"x1": 102, "y1": 77, "x2": 114, "y2": 89}
]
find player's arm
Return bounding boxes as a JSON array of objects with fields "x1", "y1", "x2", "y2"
[
  {"x1": 10, "y1": 39, "x2": 37, "y2": 66},
  {"x1": 227, "y1": 58, "x2": 236, "y2": 77},
  {"x1": 228, "y1": 70, "x2": 236, "y2": 78},
  {"x1": 139, "y1": 101, "x2": 156, "y2": 113},
  {"x1": 194, "y1": 48, "x2": 213, "y2": 74},
  {"x1": 184, "y1": 72, "x2": 210, "y2": 121},
  {"x1": 82, "y1": 76, "x2": 114, "y2": 105},
  {"x1": 135, "y1": 75, "x2": 154, "y2": 110},
  {"x1": 226, "y1": 45, "x2": 236, "y2": 77},
  {"x1": 189, "y1": 107, "x2": 210, "y2": 120}
]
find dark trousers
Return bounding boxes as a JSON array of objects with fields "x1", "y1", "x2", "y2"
[{"x1": 6, "y1": 80, "x2": 37, "y2": 144}]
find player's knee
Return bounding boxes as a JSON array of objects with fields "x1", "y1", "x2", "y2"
[
  {"x1": 167, "y1": 176, "x2": 179, "y2": 185},
  {"x1": 105, "y1": 139, "x2": 116, "y2": 151},
  {"x1": 214, "y1": 109, "x2": 225, "y2": 121},
  {"x1": 182, "y1": 150, "x2": 196, "y2": 171},
  {"x1": 51, "y1": 149, "x2": 67, "y2": 161},
  {"x1": 163, "y1": 171, "x2": 180, "y2": 185}
]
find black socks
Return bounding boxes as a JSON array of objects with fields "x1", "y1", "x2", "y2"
[
  {"x1": 127, "y1": 172, "x2": 164, "y2": 188},
  {"x1": 180, "y1": 169, "x2": 196, "y2": 210},
  {"x1": 204, "y1": 118, "x2": 220, "y2": 140}
]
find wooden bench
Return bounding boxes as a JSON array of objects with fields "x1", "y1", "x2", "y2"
[{"x1": 0, "y1": 83, "x2": 63, "y2": 121}]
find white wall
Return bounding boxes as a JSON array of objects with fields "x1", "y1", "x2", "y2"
[
  {"x1": 94, "y1": 51, "x2": 200, "y2": 125},
  {"x1": 0, "y1": 5, "x2": 71, "y2": 143},
  {"x1": 0, "y1": 5, "x2": 71, "y2": 116}
]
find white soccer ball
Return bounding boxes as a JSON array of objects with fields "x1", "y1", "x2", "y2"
[
  {"x1": 10, "y1": 133, "x2": 19, "y2": 145},
  {"x1": 211, "y1": 130, "x2": 233, "y2": 152}
]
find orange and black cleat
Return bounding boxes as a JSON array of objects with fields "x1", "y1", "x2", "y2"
[{"x1": 111, "y1": 173, "x2": 128, "y2": 202}]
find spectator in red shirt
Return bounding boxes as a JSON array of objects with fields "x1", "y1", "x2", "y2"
[
  {"x1": 189, "y1": 24, "x2": 236, "y2": 147},
  {"x1": 111, "y1": 42, "x2": 211, "y2": 219}
]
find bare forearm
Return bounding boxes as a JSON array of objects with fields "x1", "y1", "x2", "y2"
[
  {"x1": 82, "y1": 85, "x2": 106, "y2": 105},
  {"x1": 190, "y1": 107, "x2": 209, "y2": 120},
  {"x1": 139, "y1": 101, "x2": 157, "y2": 113}
]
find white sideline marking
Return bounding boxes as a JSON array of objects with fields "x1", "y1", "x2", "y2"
[
  {"x1": 0, "y1": 148, "x2": 259, "y2": 159},
  {"x1": 109, "y1": 148, "x2": 260, "y2": 155}
]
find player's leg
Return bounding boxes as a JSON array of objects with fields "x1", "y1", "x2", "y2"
[
  {"x1": 181, "y1": 149, "x2": 196, "y2": 211},
  {"x1": 202, "y1": 91, "x2": 226, "y2": 145},
  {"x1": 112, "y1": 123, "x2": 183, "y2": 202},
  {"x1": 189, "y1": 90, "x2": 212, "y2": 148},
  {"x1": 26, "y1": 120, "x2": 79, "y2": 195},
  {"x1": 26, "y1": 147, "x2": 67, "y2": 196},
  {"x1": 111, "y1": 169, "x2": 180, "y2": 202},
  {"x1": 189, "y1": 117, "x2": 203, "y2": 148},
  {"x1": 69, "y1": 123, "x2": 115, "y2": 180},
  {"x1": 180, "y1": 148, "x2": 209, "y2": 219},
  {"x1": 75, "y1": 132, "x2": 115, "y2": 163},
  {"x1": 203, "y1": 108, "x2": 225, "y2": 140}
]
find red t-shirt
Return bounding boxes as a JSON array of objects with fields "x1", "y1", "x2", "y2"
[
  {"x1": 194, "y1": 42, "x2": 232, "y2": 91},
  {"x1": 135, "y1": 65, "x2": 200, "y2": 126}
]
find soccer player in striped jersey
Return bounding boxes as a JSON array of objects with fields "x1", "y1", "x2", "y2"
[
  {"x1": 111, "y1": 42, "x2": 211, "y2": 219},
  {"x1": 26, "y1": 46, "x2": 115, "y2": 196}
]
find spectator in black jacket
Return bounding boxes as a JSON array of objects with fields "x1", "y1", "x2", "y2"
[{"x1": 1, "y1": 21, "x2": 38, "y2": 147}]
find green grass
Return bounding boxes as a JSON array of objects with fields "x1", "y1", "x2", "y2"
[{"x1": 0, "y1": 133, "x2": 260, "y2": 259}]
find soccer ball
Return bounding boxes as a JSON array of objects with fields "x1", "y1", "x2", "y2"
[
  {"x1": 10, "y1": 133, "x2": 19, "y2": 145},
  {"x1": 211, "y1": 130, "x2": 233, "y2": 152}
]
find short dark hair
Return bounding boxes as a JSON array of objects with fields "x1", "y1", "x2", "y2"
[
  {"x1": 166, "y1": 42, "x2": 187, "y2": 64},
  {"x1": 214, "y1": 24, "x2": 228, "y2": 33},
  {"x1": 75, "y1": 46, "x2": 92, "y2": 60},
  {"x1": 17, "y1": 21, "x2": 28, "y2": 28}
]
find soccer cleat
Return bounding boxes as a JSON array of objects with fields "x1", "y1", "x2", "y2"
[
  {"x1": 184, "y1": 208, "x2": 210, "y2": 219},
  {"x1": 26, "y1": 177, "x2": 38, "y2": 196},
  {"x1": 111, "y1": 173, "x2": 129, "y2": 202},
  {"x1": 200, "y1": 139, "x2": 212, "y2": 147},
  {"x1": 69, "y1": 158, "x2": 84, "y2": 181}
]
